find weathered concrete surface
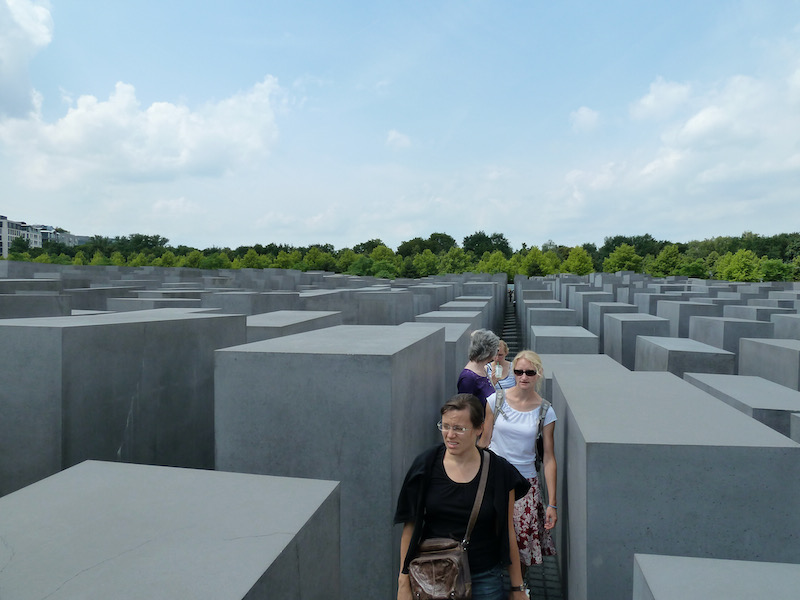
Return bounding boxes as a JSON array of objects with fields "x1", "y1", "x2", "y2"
[{"x1": 0, "y1": 461, "x2": 340, "y2": 600}]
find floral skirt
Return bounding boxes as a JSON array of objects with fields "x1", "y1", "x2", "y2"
[{"x1": 513, "y1": 475, "x2": 556, "y2": 566}]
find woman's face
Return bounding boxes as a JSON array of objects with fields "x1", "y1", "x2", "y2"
[
  {"x1": 440, "y1": 407, "x2": 481, "y2": 455},
  {"x1": 496, "y1": 348, "x2": 507, "y2": 363},
  {"x1": 513, "y1": 358, "x2": 540, "y2": 390}
]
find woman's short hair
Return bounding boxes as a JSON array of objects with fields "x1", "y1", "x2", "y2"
[
  {"x1": 468, "y1": 329, "x2": 500, "y2": 362},
  {"x1": 498, "y1": 339, "x2": 509, "y2": 355},
  {"x1": 512, "y1": 350, "x2": 544, "y2": 392},
  {"x1": 441, "y1": 393, "x2": 485, "y2": 428}
]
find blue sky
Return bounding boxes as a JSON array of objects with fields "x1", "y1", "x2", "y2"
[{"x1": 2, "y1": 0, "x2": 800, "y2": 252}]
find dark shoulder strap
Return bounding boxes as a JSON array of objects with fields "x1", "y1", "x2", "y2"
[
  {"x1": 463, "y1": 450, "x2": 490, "y2": 547},
  {"x1": 535, "y1": 400, "x2": 551, "y2": 467}
]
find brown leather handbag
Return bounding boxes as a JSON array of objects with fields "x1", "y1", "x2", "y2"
[{"x1": 407, "y1": 451, "x2": 490, "y2": 600}]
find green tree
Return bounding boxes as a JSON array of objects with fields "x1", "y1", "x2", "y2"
[
  {"x1": 352, "y1": 239, "x2": 384, "y2": 255},
  {"x1": 10, "y1": 237, "x2": 30, "y2": 254},
  {"x1": 272, "y1": 250, "x2": 303, "y2": 269},
  {"x1": 128, "y1": 252, "x2": 152, "y2": 267},
  {"x1": 541, "y1": 250, "x2": 562, "y2": 275},
  {"x1": 521, "y1": 247, "x2": 546, "y2": 276},
  {"x1": 718, "y1": 249, "x2": 760, "y2": 282},
  {"x1": 110, "y1": 251, "x2": 127, "y2": 266},
  {"x1": 412, "y1": 249, "x2": 439, "y2": 277},
  {"x1": 346, "y1": 255, "x2": 373, "y2": 276},
  {"x1": 33, "y1": 252, "x2": 51, "y2": 263},
  {"x1": 428, "y1": 232, "x2": 457, "y2": 255},
  {"x1": 335, "y1": 249, "x2": 358, "y2": 273},
  {"x1": 475, "y1": 251, "x2": 510, "y2": 276},
  {"x1": 199, "y1": 251, "x2": 231, "y2": 269},
  {"x1": 438, "y1": 247, "x2": 471, "y2": 274},
  {"x1": 304, "y1": 246, "x2": 336, "y2": 271},
  {"x1": 647, "y1": 244, "x2": 683, "y2": 277},
  {"x1": 90, "y1": 250, "x2": 110, "y2": 266},
  {"x1": 180, "y1": 250, "x2": 204, "y2": 268},
  {"x1": 239, "y1": 248, "x2": 266, "y2": 269},
  {"x1": 561, "y1": 246, "x2": 593, "y2": 275},
  {"x1": 602, "y1": 243, "x2": 642, "y2": 273},
  {"x1": 72, "y1": 250, "x2": 88, "y2": 265},
  {"x1": 759, "y1": 257, "x2": 792, "y2": 282}
]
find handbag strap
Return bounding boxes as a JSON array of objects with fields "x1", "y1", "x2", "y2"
[
  {"x1": 462, "y1": 450, "x2": 490, "y2": 548},
  {"x1": 535, "y1": 399, "x2": 552, "y2": 470}
]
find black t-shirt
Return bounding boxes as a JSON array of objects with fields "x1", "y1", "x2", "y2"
[{"x1": 423, "y1": 452, "x2": 499, "y2": 574}]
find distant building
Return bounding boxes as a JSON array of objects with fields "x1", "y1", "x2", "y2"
[{"x1": 1, "y1": 215, "x2": 80, "y2": 258}]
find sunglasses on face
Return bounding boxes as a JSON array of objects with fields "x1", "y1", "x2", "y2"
[{"x1": 513, "y1": 369, "x2": 538, "y2": 377}]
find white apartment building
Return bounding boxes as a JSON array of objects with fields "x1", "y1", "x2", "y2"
[{"x1": 0, "y1": 215, "x2": 43, "y2": 258}]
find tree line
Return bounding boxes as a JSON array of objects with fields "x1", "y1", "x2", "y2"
[{"x1": 6, "y1": 230, "x2": 800, "y2": 282}]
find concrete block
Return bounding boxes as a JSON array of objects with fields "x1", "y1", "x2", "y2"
[
  {"x1": 573, "y1": 292, "x2": 615, "y2": 327},
  {"x1": 552, "y1": 370, "x2": 800, "y2": 600},
  {"x1": 656, "y1": 300, "x2": 723, "y2": 338},
  {"x1": 0, "y1": 310, "x2": 246, "y2": 496},
  {"x1": 586, "y1": 302, "x2": 637, "y2": 346},
  {"x1": 401, "y1": 322, "x2": 471, "y2": 395},
  {"x1": 603, "y1": 313, "x2": 671, "y2": 370},
  {"x1": 106, "y1": 297, "x2": 203, "y2": 311},
  {"x1": 215, "y1": 325, "x2": 445, "y2": 599},
  {"x1": 246, "y1": 310, "x2": 343, "y2": 342},
  {"x1": 64, "y1": 285, "x2": 139, "y2": 311},
  {"x1": 724, "y1": 305, "x2": 794, "y2": 321},
  {"x1": 355, "y1": 289, "x2": 415, "y2": 325},
  {"x1": 633, "y1": 554, "x2": 800, "y2": 600},
  {"x1": 0, "y1": 293, "x2": 71, "y2": 318},
  {"x1": 634, "y1": 292, "x2": 684, "y2": 315},
  {"x1": 684, "y1": 372, "x2": 800, "y2": 436},
  {"x1": 688, "y1": 316, "x2": 774, "y2": 363},
  {"x1": 792, "y1": 413, "x2": 800, "y2": 443},
  {"x1": 440, "y1": 299, "x2": 490, "y2": 329},
  {"x1": 0, "y1": 461, "x2": 340, "y2": 600},
  {"x1": 415, "y1": 309, "x2": 481, "y2": 330},
  {"x1": 530, "y1": 326, "x2": 599, "y2": 354},
  {"x1": 635, "y1": 336, "x2": 735, "y2": 377},
  {"x1": 739, "y1": 338, "x2": 800, "y2": 390},
  {"x1": 772, "y1": 313, "x2": 800, "y2": 340}
]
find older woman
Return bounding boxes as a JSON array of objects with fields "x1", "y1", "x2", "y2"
[
  {"x1": 488, "y1": 350, "x2": 557, "y2": 576},
  {"x1": 488, "y1": 340, "x2": 515, "y2": 390},
  {"x1": 457, "y1": 329, "x2": 499, "y2": 448},
  {"x1": 395, "y1": 393, "x2": 530, "y2": 600}
]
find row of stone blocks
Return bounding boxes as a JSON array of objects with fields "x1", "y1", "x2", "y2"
[
  {"x1": 0, "y1": 264, "x2": 500, "y2": 599},
  {"x1": 542, "y1": 354, "x2": 800, "y2": 600},
  {"x1": 515, "y1": 275, "x2": 800, "y2": 392}
]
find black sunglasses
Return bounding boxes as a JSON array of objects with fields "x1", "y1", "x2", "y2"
[{"x1": 513, "y1": 369, "x2": 537, "y2": 376}]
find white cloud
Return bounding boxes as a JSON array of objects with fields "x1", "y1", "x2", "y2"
[
  {"x1": 569, "y1": 106, "x2": 599, "y2": 133},
  {"x1": 630, "y1": 76, "x2": 691, "y2": 120},
  {"x1": 0, "y1": 0, "x2": 53, "y2": 117},
  {"x1": 386, "y1": 128, "x2": 411, "y2": 148},
  {"x1": 0, "y1": 76, "x2": 282, "y2": 188}
]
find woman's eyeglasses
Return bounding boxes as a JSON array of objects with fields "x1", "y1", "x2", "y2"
[
  {"x1": 513, "y1": 369, "x2": 538, "y2": 376},
  {"x1": 437, "y1": 422, "x2": 471, "y2": 435}
]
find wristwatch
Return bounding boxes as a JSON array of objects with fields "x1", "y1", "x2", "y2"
[{"x1": 510, "y1": 584, "x2": 526, "y2": 592}]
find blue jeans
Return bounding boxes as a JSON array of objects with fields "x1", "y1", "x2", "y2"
[{"x1": 471, "y1": 564, "x2": 505, "y2": 600}]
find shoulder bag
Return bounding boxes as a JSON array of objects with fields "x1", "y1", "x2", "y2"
[{"x1": 407, "y1": 450, "x2": 491, "y2": 600}]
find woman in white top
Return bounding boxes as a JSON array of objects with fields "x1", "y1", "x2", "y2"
[
  {"x1": 488, "y1": 350, "x2": 557, "y2": 571},
  {"x1": 488, "y1": 339, "x2": 516, "y2": 390}
]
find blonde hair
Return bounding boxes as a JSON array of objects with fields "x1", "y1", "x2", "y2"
[
  {"x1": 497, "y1": 339, "x2": 509, "y2": 355},
  {"x1": 512, "y1": 350, "x2": 544, "y2": 392}
]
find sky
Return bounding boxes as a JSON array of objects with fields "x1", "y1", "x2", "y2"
[{"x1": 1, "y1": 0, "x2": 800, "y2": 253}]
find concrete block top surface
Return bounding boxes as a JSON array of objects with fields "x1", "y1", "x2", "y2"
[
  {"x1": 246, "y1": 310, "x2": 341, "y2": 326},
  {"x1": 531, "y1": 326, "x2": 598, "y2": 337},
  {"x1": 540, "y1": 353, "x2": 630, "y2": 376},
  {"x1": 606, "y1": 313, "x2": 667, "y2": 322},
  {"x1": 0, "y1": 460, "x2": 339, "y2": 600},
  {"x1": 684, "y1": 373, "x2": 800, "y2": 411},
  {"x1": 416, "y1": 310, "x2": 481, "y2": 318},
  {"x1": 741, "y1": 337, "x2": 800, "y2": 350},
  {"x1": 634, "y1": 554, "x2": 800, "y2": 599},
  {"x1": 0, "y1": 308, "x2": 239, "y2": 328},
  {"x1": 401, "y1": 321, "x2": 471, "y2": 341},
  {"x1": 554, "y1": 370, "x2": 797, "y2": 447},
  {"x1": 637, "y1": 336, "x2": 735, "y2": 355},
  {"x1": 220, "y1": 324, "x2": 439, "y2": 355}
]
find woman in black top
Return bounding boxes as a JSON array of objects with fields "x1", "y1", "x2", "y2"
[{"x1": 395, "y1": 393, "x2": 530, "y2": 600}]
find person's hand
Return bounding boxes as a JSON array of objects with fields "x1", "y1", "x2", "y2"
[{"x1": 544, "y1": 504, "x2": 558, "y2": 530}]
